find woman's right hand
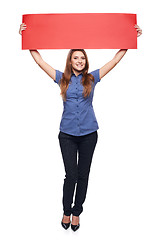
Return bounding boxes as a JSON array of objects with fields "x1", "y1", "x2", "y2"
[{"x1": 19, "y1": 23, "x2": 27, "y2": 35}]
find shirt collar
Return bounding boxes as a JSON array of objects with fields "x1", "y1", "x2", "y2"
[{"x1": 71, "y1": 71, "x2": 83, "y2": 77}]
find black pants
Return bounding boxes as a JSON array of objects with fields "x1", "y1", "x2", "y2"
[{"x1": 58, "y1": 130, "x2": 98, "y2": 216}]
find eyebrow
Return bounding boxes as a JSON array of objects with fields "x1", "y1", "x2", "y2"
[{"x1": 74, "y1": 55, "x2": 85, "y2": 58}]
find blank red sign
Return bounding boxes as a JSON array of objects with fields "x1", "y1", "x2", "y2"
[{"x1": 22, "y1": 13, "x2": 137, "y2": 49}]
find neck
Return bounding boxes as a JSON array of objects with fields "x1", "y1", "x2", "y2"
[{"x1": 72, "y1": 69, "x2": 83, "y2": 77}]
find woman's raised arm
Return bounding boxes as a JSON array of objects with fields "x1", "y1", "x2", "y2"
[
  {"x1": 19, "y1": 23, "x2": 56, "y2": 81},
  {"x1": 99, "y1": 24, "x2": 142, "y2": 80},
  {"x1": 29, "y1": 50, "x2": 56, "y2": 81},
  {"x1": 99, "y1": 49, "x2": 128, "y2": 80}
]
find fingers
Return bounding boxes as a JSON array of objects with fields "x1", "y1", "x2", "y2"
[
  {"x1": 134, "y1": 24, "x2": 141, "y2": 30},
  {"x1": 134, "y1": 24, "x2": 142, "y2": 37},
  {"x1": 21, "y1": 23, "x2": 27, "y2": 30},
  {"x1": 19, "y1": 23, "x2": 27, "y2": 35}
]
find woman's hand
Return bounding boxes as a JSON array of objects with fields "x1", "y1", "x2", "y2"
[
  {"x1": 19, "y1": 23, "x2": 27, "y2": 35},
  {"x1": 134, "y1": 24, "x2": 142, "y2": 37}
]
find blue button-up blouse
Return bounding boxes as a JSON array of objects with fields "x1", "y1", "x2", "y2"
[{"x1": 54, "y1": 69, "x2": 101, "y2": 136}]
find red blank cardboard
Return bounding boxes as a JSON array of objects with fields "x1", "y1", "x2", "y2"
[{"x1": 22, "y1": 13, "x2": 137, "y2": 49}]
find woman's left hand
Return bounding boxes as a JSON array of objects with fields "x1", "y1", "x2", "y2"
[{"x1": 134, "y1": 24, "x2": 142, "y2": 37}]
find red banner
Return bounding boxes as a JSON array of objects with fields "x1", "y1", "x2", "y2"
[{"x1": 22, "y1": 13, "x2": 137, "y2": 49}]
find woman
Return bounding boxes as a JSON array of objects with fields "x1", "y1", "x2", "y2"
[{"x1": 19, "y1": 23, "x2": 142, "y2": 231}]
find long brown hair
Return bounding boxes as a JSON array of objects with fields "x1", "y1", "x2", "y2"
[{"x1": 58, "y1": 49, "x2": 95, "y2": 102}]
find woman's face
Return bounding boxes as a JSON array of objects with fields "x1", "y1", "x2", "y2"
[{"x1": 70, "y1": 51, "x2": 86, "y2": 74}]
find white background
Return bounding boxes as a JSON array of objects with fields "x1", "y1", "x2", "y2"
[{"x1": 0, "y1": 0, "x2": 160, "y2": 239}]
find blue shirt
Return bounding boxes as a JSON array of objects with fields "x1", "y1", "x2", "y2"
[{"x1": 54, "y1": 69, "x2": 101, "y2": 136}]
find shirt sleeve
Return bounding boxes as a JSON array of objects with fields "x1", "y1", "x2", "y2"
[
  {"x1": 89, "y1": 69, "x2": 101, "y2": 86},
  {"x1": 54, "y1": 70, "x2": 63, "y2": 84}
]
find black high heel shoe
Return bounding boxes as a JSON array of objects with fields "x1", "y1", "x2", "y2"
[
  {"x1": 71, "y1": 223, "x2": 80, "y2": 231},
  {"x1": 61, "y1": 215, "x2": 71, "y2": 230},
  {"x1": 71, "y1": 216, "x2": 80, "y2": 231},
  {"x1": 61, "y1": 220, "x2": 71, "y2": 230}
]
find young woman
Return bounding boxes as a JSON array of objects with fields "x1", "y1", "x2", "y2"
[{"x1": 19, "y1": 23, "x2": 142, "y2": 231}]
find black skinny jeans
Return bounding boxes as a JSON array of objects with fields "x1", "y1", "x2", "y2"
[{"x1": 58, "y1": 130, "x2": 98, "y2": 216}]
